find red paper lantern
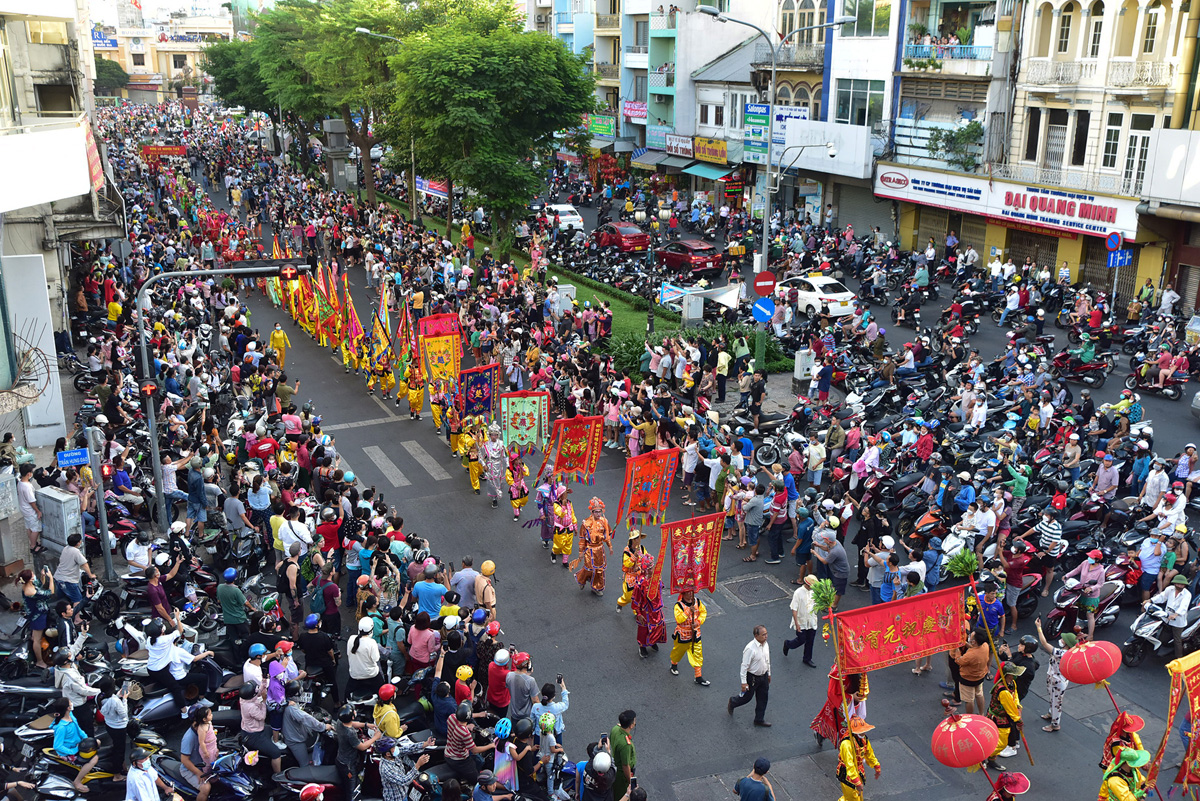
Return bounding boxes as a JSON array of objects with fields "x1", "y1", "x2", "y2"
[
  {"x1": 1060, "y1": 640, "x2": 1122, "y2": 685},
  {"x1": 930, "y1": 712, "x2": 1000, "y2": 768}
]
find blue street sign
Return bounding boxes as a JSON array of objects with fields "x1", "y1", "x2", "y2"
[
  {"x1": 1105, "y1": 231, "x2": 1123, "y2": 252},
  {"x1": 1106, "y1": 249, "x2": 1133, "y2": 270},
  {"x1": 752, "y1": 297, "x2": 775, "y2": 323},
  {"x1": 56, "y1": 448, "x2": 89, "y2": 468}
]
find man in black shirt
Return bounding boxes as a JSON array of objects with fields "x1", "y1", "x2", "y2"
[
  {"x1": 298, "y1": 615, "x2": 339, "y2": 704},
  {"x1": 335, "y1": 706, "x2": 380, "y2": 801},
  {"x1": 748, "y1": 371, "x2": 766, "y2": 431}
]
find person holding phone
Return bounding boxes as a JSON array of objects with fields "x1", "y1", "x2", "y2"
[{"x1": 97, "y1": 677, "x2": 130, "y2": 780}]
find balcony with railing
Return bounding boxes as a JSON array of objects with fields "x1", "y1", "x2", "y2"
[
  {"x1": 624, "y1": 44, "x2": 649, "y2": 69},
  {"x1": 1024, "y1": 59, "x2": 1097, "y2": 86},
  {"x1": 651, "y1": 11, "x2": 678, "y2": 35},
  {"x1": 595, "y1": 62, "x2": 621, "y2": 82},
  {"x1": 753, "y1": 43, "x2": 825, "y2": 70},
  {"x1": 648, "y1": 68, "x2": 675, "y2": 92},
  {"x1": 596, "y1": 13, "x2": 621, "y2": 30},
  {"x1": 991, "y1": 163, "x2": 1142, "y2": 197},
  {"x1": 1107, "y1": 59, "x2": 1176, "y2": 89},
  {"x1": 902, "y1": 44, "x2": 993, "y2": 77}
]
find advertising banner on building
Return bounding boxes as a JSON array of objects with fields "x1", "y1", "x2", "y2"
[
  {"x1": 873, "y1": 164, "x2": 1140, "y2": 240},
  {"x1": 91, "y1": 26, "x2": 118, "y2": 49},
  {"x1": 693, "y1": 137, "x2": 727, "y2": 164},
  {"x1": 665, "y1": 133, "x2": 693, "y2": 157},
  {"x1": 587, "y1": 114, "x2": 616, "y2": 138},
  {"x1": 743, "y1": 103, "x2": 770, "y2": 165},
  {"x1": 646, "y1": 125, "x2": 670, "y2": 150},
  {"x1": 622, "y1": 101, "x2": 647, "y2": 120}
]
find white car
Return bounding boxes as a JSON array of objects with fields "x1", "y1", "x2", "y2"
[
  {"x1": 546, "y1": 204, "x2": 586, "y2": 232},
  {"x1": 775, "y1": 275, "x2": 856, "y2": 317}
]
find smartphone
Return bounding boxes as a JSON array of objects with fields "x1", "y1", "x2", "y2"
[
  {"x1": 631, "y1": 778, "x2": 638, "y2": 790},
  {"x1": 556, "y1": 673, "x2": 563, "y2": 684},
  {"x1": 121, "y1": 680, "x2": 131, "y2": 695}
]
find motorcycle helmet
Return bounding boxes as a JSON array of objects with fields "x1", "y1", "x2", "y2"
[
  {"x1": 513, "y1": 651, "x2": 532, "y2": 670},
  {"x1": 299, "y1": 784, "x2": 324, "y2": 801},
  {"x1": 456, "y1": 665, "x2": 474, "y2": 682},
  {"x1": 514, "y1": 717, "x2": 534, "y2": 739},
  {"x1": 285, "y1": 681, "x2": 302, "y2": 698},
  {"x1": 593, "y1": 752, "x2": 613, "y2": 773},
  {"x1": 338, "y1": 705, "x2": 356, "y2": 723},
  {"x1": 797, "y1": 508, "x2": 810, "y2": 519},
  {"x1": 539, "y1": 712, "x2": 556, "y2": 733},
  {"x1": 828, "y1": 516, "x2": 841, "y2": 528},
  {"x1": 223, "y1": 567, "x2": 237, "y2": 582},
  {"x1": 240, "y1": 681, "x2": 259, "y2": 700},
  {"x1": 305, "y1": 614, "x2": 320, "y2": 629},
  {"x1": 1019, "y1": 634, "x2": 1038, "y2": 649},
  {"x1": 494, "y1": 649, "x2": 511, "y2": 666},
  {"x1": 136, "y1": 530, "x2": 152, "y2": 545},
  {"x1": 494, "y1": 717, "x2": 512, "y2": 739},
  {"x1": 456, "y1": 702, "x2": 472, "y2": 723},
  {"x1": 130, "y1": 748, "x2": 150, "y2": 765},
  {"x1": 170, "y1": 521, "x2": 186, "y2": 535},
  {"x1": 472, "y1": 609, "x2": 487, "y2": 624},
  {"x1": 481, "y1": 561, "x2": 496, "y2": 577},
  {"x1": 321, "y1": 507, "x2": 337, "y2": 522},
  {"x1": 735, "y1": 426, "x2": 745, "y2": 436},
  {"x1": 375, "y1": 737, "x2": 396, "y2": 757},
  {"x1": 486, "y1": 621, "x2": 502, "y2": 637},
  {"x1": 145, "y1": 620, "x2": 164, "y2": 640},
  {"x1": 78, "y1": 739, "x2": 99, "y2": 760},
  {"x1": 378, "y1": 684, "x2": 396, "y2": 703},
  {"x1": 248, "y1": 644, "x2": 268, "y2": 659}
]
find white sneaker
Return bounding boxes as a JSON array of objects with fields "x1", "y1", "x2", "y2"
[{"x1": 998, "y1": 746, "x2": 1018, "y2": 758}]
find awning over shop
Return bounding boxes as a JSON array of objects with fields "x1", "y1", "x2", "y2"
[
  {"x1": 614, "y1": 140, "x2": 636, "y2": 152},
  {"x1": 631, "y1": 150, "x2": 669, "y2": 169},
  {"x1": 659, "y1": 155, "x2": 692, "y2": 169},
  {"x1": 682, "y1": 162, "x2": 733, "y2": 181},
  {"x1": 589, "y1": 137, "x2": 615, "y2": 150}
]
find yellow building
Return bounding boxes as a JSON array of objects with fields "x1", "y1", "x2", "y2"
[{"x1": 94, "y1": 13, "x2": 233, "y2": 103}]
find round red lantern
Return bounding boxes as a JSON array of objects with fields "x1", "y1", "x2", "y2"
[
  {"x1": 1060, "y1": 640, "x2": 1122, "y2": 685},
  {"x1": 930, "y1": 705, "x2": 1000, "y2": 769}
]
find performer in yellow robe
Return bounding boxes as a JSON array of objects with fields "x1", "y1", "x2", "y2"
[
  {"x1": 1097, "y1": 748, "x2": 1149, "y2": 801},
  {"x1": 447, "y1": 406, "x2": 463, "y2": 455},
  {"x1": 616, "y1": 531, "x2": 651, "y2": 611},
  {"x1": 341, "y1": 333, "x2": 363, "y2": 375},
  {"x1": 505, "y1": 446, "x2": 530, "y2": 521},
  {"x1": 669, "y1": 590, "x2": 710, "y2": 685},
  {"x1": 405, "y1": 368, "x2": 424, "y2": 420},
  {"x1": 269, "y1": 324, "x2": 291, "y2": 368},
  {"x1": 572, "y1": 498, "x2": 613, "y2": 594},
  {"x1": 986, "y1": 662, "x2": 1024, "y2": 772},
  {"x1": 466, "y1": 428, "x2": 483, "y2": 493},
  {"x1": 836, "y1": 717, "x2": 881, "y2": 801},
  {"x1": 431, "y1": 381, "x2": 448, "y2": 434},
  {"x1": 1100, "y1": 712, "x2": 1145, "y2": 771},
  {"x1": 551, "y1": 484, "x2": 577, "y2": 567},
  {"x1": 367, "y1": 355, "x2": 396, "y2": 399}
]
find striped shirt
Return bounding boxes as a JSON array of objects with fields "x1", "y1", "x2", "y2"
[{"x1": 1035, "y1": 518, "x2": 1065, "y2": 556}]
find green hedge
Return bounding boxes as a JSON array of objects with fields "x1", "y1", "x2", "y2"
[{"x1": 547, "y1": 265, "x2": 682, "y2": 323}]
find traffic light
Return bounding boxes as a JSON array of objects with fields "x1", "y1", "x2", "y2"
[
  {"x1": 233, "y1": 259, "x2": 312, "y2": 279},
  {"x1": 100, "y1": 463, "x2": 114, "y2": 481},
  {"x1": 139, "y1": 379, "x2": 160, "y2": 401},
  {"x1": 279, "y1": 263, "x2": 300, "y2": 281}
]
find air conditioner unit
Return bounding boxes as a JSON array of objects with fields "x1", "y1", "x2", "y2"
[{"x1": 536, "y1": 14, "x2": 546, "y2": 22}]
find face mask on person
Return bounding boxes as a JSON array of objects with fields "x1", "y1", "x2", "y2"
[{"x1": 1087, "y1": 558, "x2": 1096, "y2": 565}]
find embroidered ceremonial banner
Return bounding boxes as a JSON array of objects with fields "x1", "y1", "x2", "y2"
[
  {"x1": 458, "y1": 363, "x2": 502, "y2": 420},
  {"x1": 395, "y1": 294, "x2": 415, "y2": 379},
  {"x1": 1147, "y1": 651, "x2": 1200, "y2": 789},
  {"x1": 499, "y1": 391, "x2": 550, "y2": 455},
  {"x1": 418, "y1": 313, "x2": 463, "y2": 383},
  {"x1": 614, "y1": 448, "x2": 681, "y2": 527},
  {"x1": 663, "y1": 512, "x2": 723, "y2": 594},
  {"x1": 833, "y1": 585, "x2": 967, "y2": 673},
  {"x1": 547, "y1": 416, "x2": 604, "y2": 483}
]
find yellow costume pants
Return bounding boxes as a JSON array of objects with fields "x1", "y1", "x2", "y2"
[
  {"x1": 276, "y1": 347, "x2": 287, "y2": 368},
  {"x1": 408, "y1": 387, "x2": 424, "y2": 414},
  {"x1": 397, "y1": 380, "x2": 409, "y2": 398},
  {"x1": 992, "y1": 727, "x2": 1011, "y2": 759},
  {"x1": 432, "y1": 405, "x2": 444, "y2": 431},
  {"x1": 368, "y1": 371, "x2": 395, "y2": 394},
  {"x1": 616, "y1": 581, "x2": 634, "y2": 608},
  {"x1": 341, "y1": 343, "x2": 360, "y2": 371},
  {"x1": 469, "y1": 460, "x2": 483, "y2": 491},
  {"x1": 838, "y1": 785, "x2": 864, "y2": 801},
  {"x1": 450, "y1": 433, "x2": 461, "y2": 454},
  {"x1": 552, "y1": 528, "x2": 573, "y2": 556},
  {"x1": 511, "y1": 495, "x2": 528, "y2": 513},
  {"x1": 669, "y1": 638, "x2": 704, "y2": 677}
]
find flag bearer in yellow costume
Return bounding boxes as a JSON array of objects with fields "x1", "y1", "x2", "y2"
[
  {"x1": 669, "y1": 590, "x2": 711, "y2": 686},
  {"x1": 367, "y1": 352, "x2": 396, "y2": 399},
  {"x1": 406, "y1": 367, "x2": 425, "y2": 420},
  {"x1": 616, "y1": 530, "x2": 651, "y2": 611},
  {"x1": 505, "y1": 446, "x2": 530, "y2": 522},
  {"x1": 342, "y1": 329, "x2": 364, "y2": 375},
  {"x1": 1097, "y1": 748, "x2": 1149, "y2": 801},
  {"x1": 552, "y1": 483, "x2": 577, "y2": 568},
  {"x1": 448, "y1": 405, "x2": 463, "y2": 455},
  {"x1": 836, "y1": 716, "x2": 881, "y2": 801},
  {"x1": 394, "y1": 366, "x2": 409, "y2": 410},
  {"x1": 985, "y1": 662, "x2": 1024, "y2": 773},
  {"x1": 269, "y1": 323, "x2": 291, "y2": 368},
  {"x1": 430, "y1": 381, "x2": 449, "y2": 434},
  {"x1": 466, "y1": 421, "x2": 483, "y2": 494}
]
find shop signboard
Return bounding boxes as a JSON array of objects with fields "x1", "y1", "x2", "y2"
[
  {"x1": 665, "y1": 134, "x2": 693, "y2": 158},
  {"x1": 646, "y1": 125, "x2": 670, "y2": 150},
  {"x1": 873, "y1": 165, "x2": 1140, "y2": 241},
  {"x1": 587, "y1": 114, "x2": 616, "y2": 138},
  {"x1": 743, "y1": 103, "x2": 770, "y2": 166},
  {"x1": 91, "y1": 27, "x2": 118, "y2": 49},
  {"x1": 693, "y1": 137, "x2": 727, "y2": 164},
  {"x1": 622, "y1": 101, "x2": 647, "y2": 120}
]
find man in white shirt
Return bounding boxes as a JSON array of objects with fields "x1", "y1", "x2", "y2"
[
  {"x1": 783, "y1": 575, "x2": 818, "y2": 667},
  {"x1": 727, "y1": 625, "x2": 772, "y2": 726},
  {"x1": 126, "y1": 748, "x2": 170, "y2": 801},
  {"x1": 1147, "y1": 575, "x2": 1192, "y2": 659},
  {"x1": 989, "y1": 256, "x2": 1003, "y2": 290},
  {"x1": 278, "y1": 506, "x2": 313, "y2": 556}
]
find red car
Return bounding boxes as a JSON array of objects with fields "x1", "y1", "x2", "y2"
[
  {"x1": 591, "y1": 222, "x2": 651, "y2": 252},
  {"x1": 655, "y1": 239, "x2": 724, "y2": 280}
]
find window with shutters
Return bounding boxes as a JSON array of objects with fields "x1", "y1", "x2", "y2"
[
  {"x1": 1071, "y1": 110, "x2": 1089, "y2": 166},
  {"x1": 1024, "y1": 108, "x2": 1041, "y2": 162},
  {"x1": 633, "y1": 75, "x2": 647, "y2": 102},
  {"x1": 1102, "y1": 112, "x2": 1121, "y2": 168}
]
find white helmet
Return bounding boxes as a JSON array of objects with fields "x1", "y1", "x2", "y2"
[
  {"x1": 94, "y1": 414, "x2": 109, "y2": 425},
  {"x1": 170, "y1": 521, "x2": 186, "y2": 534},
  {"x1": 255, "y1": 425, "x2": 267, "y2": 438},
  {"x1": 592, "y1": 752, "x2": 612, "y2": 773},
  {"x1": 247, "y1": 342, "x2": 257, "y2": 351},
  {"x1": 154, "y1": 552, "x2": 171, "y2": 567}
]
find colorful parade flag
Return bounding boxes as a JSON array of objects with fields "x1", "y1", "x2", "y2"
[
  {"x1": 661, "y1": 512, "x2": 724, "y2": 595},
  {"x1": 538, "y1": 416, "x2": 604, "y2": 484},
  {"x1": 499, "y1": 391, "x2": 551, "y2": 455},
  {"x1": 457, "y1": 363, "x2": 502, "y2": 420},
  {"x1": 1145, "y1": 650, "x2": 1200, "y2": 790},
  {"x1": 417, "y1": 313, "x2": 463, "y2": 384},
  {"x1": 833, "y1": 585, "x2": 967, "y2": 673},
  {"x1": 395, "y1": 293, "x2": 415, "y2": 378},
  {"x1": 344, "y1": 289, "x2": 365, "y2": 358},
  {"x1": 614, "y1": 448, "x2": 681, "y2": 527}
]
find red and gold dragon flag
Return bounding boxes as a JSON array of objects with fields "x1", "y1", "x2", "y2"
[{"x1": 614, "y1": 448, "x2": 681, "y2": 527}]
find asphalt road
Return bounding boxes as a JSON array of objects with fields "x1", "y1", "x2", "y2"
[{"x1": 210, "y1": 179, "x2": 1200, "y2": 798}]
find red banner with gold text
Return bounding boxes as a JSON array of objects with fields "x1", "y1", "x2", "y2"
[
  {"x1": 662, "y1": 512, "x2": 723, "y2": 594},
  {"x1": 834, "y1": 585, "x2": 967, "y2": 673}
]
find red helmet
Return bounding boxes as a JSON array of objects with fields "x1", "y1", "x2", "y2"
[
  {"x1": 378, "y1": 683, "x2": 396, "y2": 703},
  {"x1": 486, "y1": 621, "x2": 502, "y2": 637},
  {"x1": 1166, "y1": 493, "x2": 1178, "y2": 504},
  {"x1": 513, "y1": 651, "x2": 532, "y2": 669},
  {"x1": 300, "y1": 785, "x2": 324, "y2": 801}
]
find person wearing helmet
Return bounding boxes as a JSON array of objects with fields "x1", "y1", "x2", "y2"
[
  {"x1": 1068, "y1": 331, "x2": 1096, "y2": 372},
  {"x1": 487, "y1": 649, "x2": 513, "y2": 717},
  {"x1": 216, "y1": 565, "x2": 252, "y2": 647},
  {"x1": 506, "y1": 651, "x2": 539, "y2": 721},
  {"x1": 128, "y1": 744, "x2": 172, "y2": 801},
  {"x1": 335, "y1": 703, "x2": 381, "y2": 801},
  {"x1": 454, "y1": 665, "x2": 477, "y2": 705},
  {"x1": 240, "y1": 679, "x2": 284, "y2": 774},
  {"x1": 373, "y1": 684, "x2": 405, "y2": 738},
  {"x1": 1138, "y1": 458, "x2": 1169, "y2": 509},
  {"x1": 411, "y1": 562, "x2": 450, "y2": 618},
  {"x1": 298, "y1": 611, "x2": 339, "y2": 704},
  {"x1": 282, "y1": 679, "x2": 335, "y2": 767},
  {"x1": 124, "y1": 529, "x2": 153, "y2": 576},
  {"x1": 377, "y1": 735, "x2": 432, "y2": 799}
]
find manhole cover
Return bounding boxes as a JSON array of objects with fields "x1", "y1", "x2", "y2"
[{"x1": 721, "y1": 574, "x2": 791, "y2": 606}]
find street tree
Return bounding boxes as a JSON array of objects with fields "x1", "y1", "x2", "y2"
[
  {"x1": 93, "y1": 55, "x2": 129, "y2": 94},
  {"x1": 390, "y1": 22, "x2": 594, "y2": 249}
]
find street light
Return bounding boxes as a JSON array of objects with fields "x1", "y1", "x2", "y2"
[
  {"x1": 356, "y1": 27, "x2": 402, "y2": 42},
  {"x1": 698, "y1": 6, "x2": 853, "y2": 369}
]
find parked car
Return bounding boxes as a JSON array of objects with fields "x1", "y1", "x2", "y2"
[
  {"x1": 546, "y1": 204, "x2": 586, "y2": 232},
  {"x1": 655, "y1": 239, "x2": 724, "y2": 280},
  {"x1": 775, "y1": 276, "x2": 856, "y2": 318},
  {"x1": 592, "y1": 222, "x2": 651, "y2": 252},
  {"x1": 1191, "y1": 388, "x2": 1200, "y2": 422}
]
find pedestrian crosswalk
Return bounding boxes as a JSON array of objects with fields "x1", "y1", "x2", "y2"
[
  {"x1": 354, "y1": 442, "x2": 453, "y2": 487},
  {"x1": 363, "y1": 446, "x2": 413, "y2": 487}
]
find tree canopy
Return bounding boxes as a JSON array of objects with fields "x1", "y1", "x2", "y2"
[{"x1": 93, "y1": 55, "x2": 129, "y2": 93}]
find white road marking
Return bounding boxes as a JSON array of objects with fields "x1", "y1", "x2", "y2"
[
  {"x1": 401, "y1": 441, "x2": 452, "y2": 480},
  {"x1": 363, "y1": 446, "x2": 411, "y2": 487},
  {"x1": 322, "y1": 417, "x2": 395, "y2": 432},
  {"x1": 369, "y1": 393, "x2": 399, "y2": 419}
]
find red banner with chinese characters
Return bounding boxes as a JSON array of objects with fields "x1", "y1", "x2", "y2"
[
  {"x1": 140, "y1": 144, "x2": 187, "y2": 163},
  {"x1": 614, "y1": 448, "x2": 681, "y2": 528},
  {"x1": 548, "y1": 416, "x2": 605, "y2": 483},
  {"x1": 833, "y1": 585, "x2": 967, "y2": 673},
  {"x1": 663, "y1": 512, "x2": 723, "y2": 594},
  {"x1": 1146, "y1": 651, "x2": 1200, "y2": 789}
]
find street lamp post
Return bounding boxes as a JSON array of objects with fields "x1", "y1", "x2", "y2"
[
  {"x1": 353, "y1": 28, "x2": 418, "y2": 221},
  {"x1": 699, "y1": 7, "x2": 853, "y2": 371}
]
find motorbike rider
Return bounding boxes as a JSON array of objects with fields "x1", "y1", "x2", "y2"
[{"x1": 1066, "y1": 332, "x2": 1096, "y2": 373}]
